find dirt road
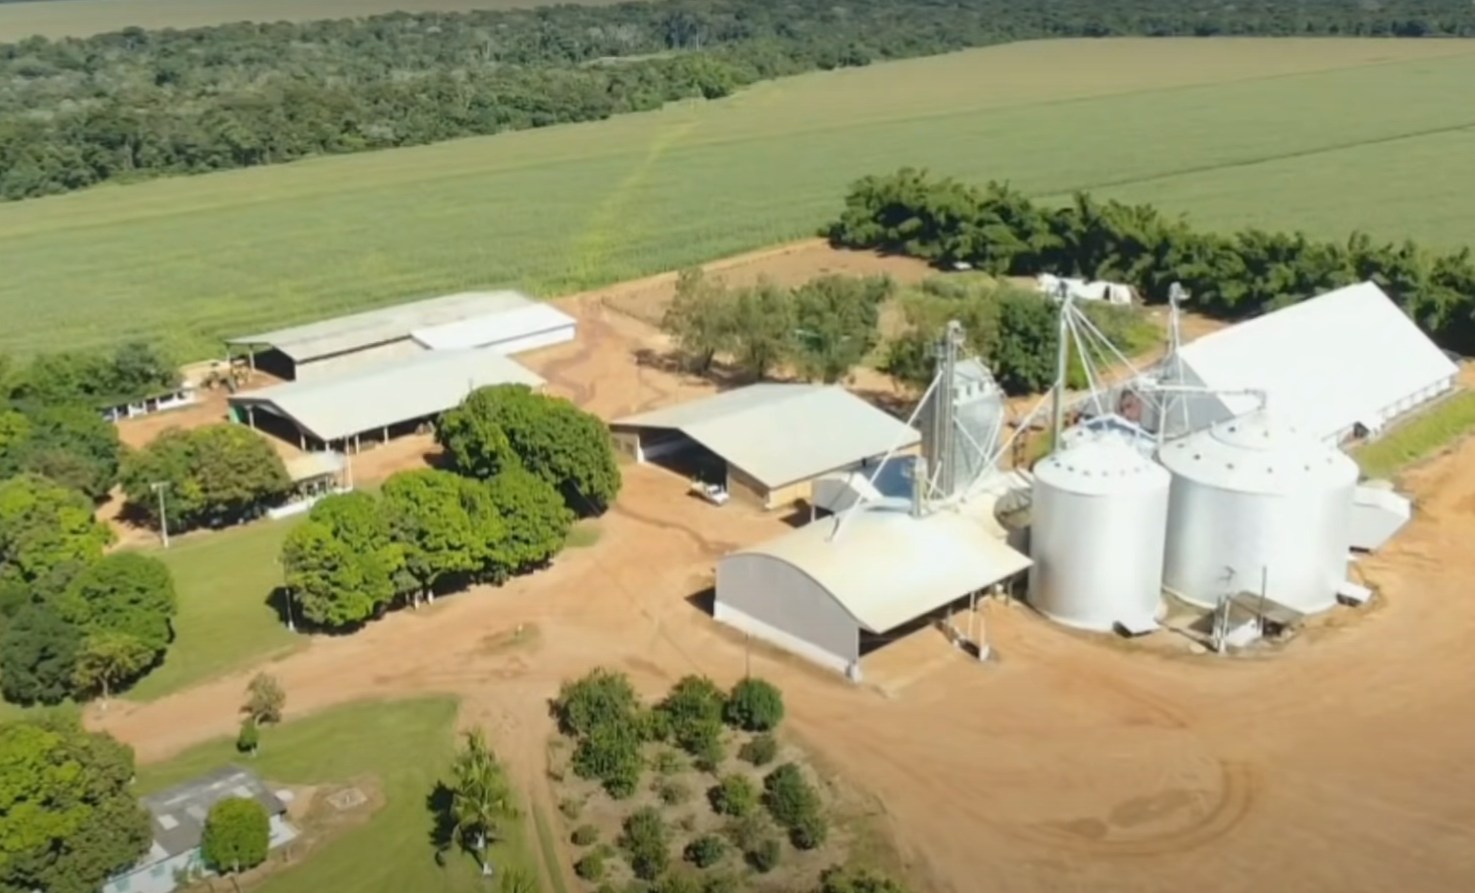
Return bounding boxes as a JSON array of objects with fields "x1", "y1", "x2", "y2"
[{"x1": 89, "y1": 243, "x2": 1475, "y2": 891}]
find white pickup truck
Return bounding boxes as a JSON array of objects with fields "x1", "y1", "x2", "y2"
[{"x1": 689, "y1": 479, "x2": 730, "y2": 506}]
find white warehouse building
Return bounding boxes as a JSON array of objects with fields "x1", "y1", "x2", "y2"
[{"x1": 1150, "y1": 281, "x2": 1459, "y2": 444}]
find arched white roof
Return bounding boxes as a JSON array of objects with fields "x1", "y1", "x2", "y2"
[{"x1": 723, "y1": 501, "x2": 1031, "y2": 634}]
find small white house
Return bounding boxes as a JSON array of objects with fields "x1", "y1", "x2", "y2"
[{"x1": 101, "y1": 766, "x2": 297, "y2": 893}]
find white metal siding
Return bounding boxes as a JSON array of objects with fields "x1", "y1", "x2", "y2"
[{"x1": 715, "y1": 553, "x2": 860, "y2": 674}]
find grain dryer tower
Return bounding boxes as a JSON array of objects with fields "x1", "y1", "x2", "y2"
[
  {"x1": 1159, "y1": 408, "x2": 1358, "y2": 615},
  {"x1": 1028, "y1": 431, "x2": 1171, "y2": 631},
  {"x1": 918, "y1": 322, "x2": 1005, "y2": 500}
]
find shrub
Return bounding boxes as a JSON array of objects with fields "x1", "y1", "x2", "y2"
[
  {"x1": 620, "y1": 807, "x2": 670, "y2": 881},
  {"x1": 724, "y1": 678, "x2": 784, "y2": 732},
  {"x1": 558, "y1": 797, "x2": 583, "y2": 820},
  {"x1": 762, "y1": 763, "x2": 821, "y2": 829},
  {"x1": 659, "y1": 675, "x2": 727, "y2": 751},
  {"x1": 702, "y1": 873, "x2": 742, "y2": 893},
  {"x1": 745, "y1": 836, "x2": 781, "y2": 873},
  {"x1": 571, "y1": 824, "x2": 599, "y2": 847},
  {"x1": 817, "y1": 864, "x2": 911, "y2": 893},
  {"x1": 790, "y1": 809, "x2": 829, "y2": 850},
  {"x1": 652, "y1": 748, "x2": 686, "y2": 775},
  {"x1": 573, "y1": 720, "x2": 644, "y2": 799},
  {"x1": 575, "y1": 851, "x2": 606, "y2": 881},
  {"x1": 684, "y1": 834, "x2": 727, "y2": 868},
  {"x1": 721, "y1": 811, "x2": 775, "y2": 853},
  {"x1": 676, "y1": 813, "x2": 697, "y2": 833},
  {"x1": 554, "y1": 668, "x2": 641, "y2": 738},
  {"x1": 657, "y1": 778, "x2": 691, "y2": 806},
  {"x1": 738, "y1": 733, "x2": 777, "y2": 767},
  {"x1": 652, "y1": 871, "x2": 703, "y2": 893},
  {"x1": 690, "y1": 723, "x2": 725, "y2": 773},
  {"x1": 708, "y1": 774, "x2": 758, "y2": 818}
]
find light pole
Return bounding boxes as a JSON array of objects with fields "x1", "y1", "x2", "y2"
[{"x1": 149, "y1": 481, "x2": 171, "y2": 549}]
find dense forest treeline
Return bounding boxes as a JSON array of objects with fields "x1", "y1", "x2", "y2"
[
  {"x1": 4, "y1": 0, "x2": 1475, "y2": 201},
  {"x1": 825, "y1": 168, "x2": 1475, "y2": 355}
]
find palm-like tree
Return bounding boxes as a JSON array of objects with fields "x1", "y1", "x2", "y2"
[{"x1": 450, "y1": 729, "x2": 517, "y2": 876}]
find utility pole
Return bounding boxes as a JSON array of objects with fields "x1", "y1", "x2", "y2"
[{"x1": 149, "y1": 481, "x2": 171, "y2": 549}]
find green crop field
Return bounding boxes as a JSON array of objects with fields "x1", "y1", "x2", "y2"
[
  {"x1": 3, "y1": 38, "x2": 1475, "y2": 359},
  {"x1": 0, "y1": 0, "x2": 622, "y2": 40}
]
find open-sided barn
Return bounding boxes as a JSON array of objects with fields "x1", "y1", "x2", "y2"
[
  {"x1": 717, "y1": 498, "x2": 1031, "y2": 679},
  {"x1": 1152, "y1": 281, "x2": 1459, "y2": 444},
  {"x1": 225, "y1": 290, "x2": 575, "y2": 381},
  {"x1": 610, "y1": 384, "x2": 920, "y2": 510},
  {"x1": 228, "y1": 349, "x2": 544, "y2": 451}
]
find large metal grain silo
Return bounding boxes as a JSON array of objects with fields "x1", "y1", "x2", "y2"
[
  {"x1": 1028, "y1": 432, "x2": 1171, "y2": 631},
  {"x1": 1158, "y1": 409, "x2": 1357, "y2": 615},
  {"x1": 920, "y1": 357, "x2": 1005, "y2": 499}
]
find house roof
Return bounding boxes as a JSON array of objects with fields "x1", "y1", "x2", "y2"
[
  {"x1": 411, "y1": 302, "x2": 576, "y2": 351},
  {"x1": 1173, "y1": 281, "x2": 1459, "y2": 440},
  {"x1": 141, "y1": 766, "x2": 286, "y2": 861},
  {"x1": 612, "y1": 384, "x2": 920, "y2": 489},
  {"x1": 725, "y1": 498, "x2": 1031, "y2": 633},
  {"x1": 226, "y1": 291, "x2": 537, "y2": 362},
  {"x1": 230, "y1": 349, "x2": 544, "y2": 442},
  {"x1": 284, "y1": 451, "x2": 347, "y2": 483}
]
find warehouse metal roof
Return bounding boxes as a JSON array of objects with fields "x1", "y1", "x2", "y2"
[
  {"x1": 727, "y1": 500, "x2": 1031, "y2": 633},
  {"x1": 1170, "y1": 281, "x2": 1458, "y2": 441},
  {"x1": 226, "y1": 290, "x2": 537, "y2": 362},
  {"x1": 231, "y1": 349, "x2": 544, "y2": 442},
  {"x1": 612, "y1": 384, "x2": 920, "y2": 488},
  {"x1": 411, "y1": 302, "x2": 576, "y2": 351},
  {"x1": 142, "y1": 766, "x2": 286, "y2": 859}
]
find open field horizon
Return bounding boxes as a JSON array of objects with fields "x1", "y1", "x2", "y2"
[
  {"x1": 0, "y1": 0, "x2": 624, "y2": 40},
  {"x1": 4, "y1": 37, "x2": 1475, "y2": 359}
]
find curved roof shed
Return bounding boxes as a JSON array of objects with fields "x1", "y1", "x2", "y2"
[{"x1": 716, "y1": 501, "x2": 1030, "y2": 678}]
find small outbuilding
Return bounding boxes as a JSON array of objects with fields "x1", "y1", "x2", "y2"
[
  {"x1": 102, "y1": 766, "x2": 296, "y2": 893},
  {"x1": 225, "y1": 290, "x2": 573, "y2": 382},
  {"x1": 716, "y1": 499, "x2": 1031, "y2": 679},
  {"x1": 1151, "y1": 281, "x2": 1459, "y2": 444},
  {"x1": 228, "y1": 349, "x2": 544, "y2": 451},
  {"x1": 611, "y1": 384, "x2": 921, "y2": 510}
]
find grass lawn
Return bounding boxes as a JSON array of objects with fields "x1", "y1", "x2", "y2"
[
  {"x1": 3, "y1": 38, "x2": 1475, "y2": 358},
  {"x1": 126, "y1": 518, "x2": 305, "y2": 702},
  {"x1": 1355, "y1": 388, "x2": 1475, "y2": 480},
  {"x1": 135, "y1": 698, "x2": 544, "y2": 893},
  {"x1": 0, "y1": 0, "x2": 624, "y2": 40}
]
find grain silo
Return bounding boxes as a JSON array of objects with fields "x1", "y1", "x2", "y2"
[
  {"x1": 919, "y1": 342, "x2": 1005, "y2": 500},
  {"x1": 1158, "y1": 409, "x2": 1357, "y2": 615},
  {"x1": 1028, "y1": 432, "x2": 1171, "y2": 632}
]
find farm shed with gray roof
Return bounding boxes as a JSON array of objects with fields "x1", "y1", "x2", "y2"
[
  {"x1": 716, "y1": 498, "x2": 1031, "y2": 679},
  {"x1": 610, "y1": 384, "x2": 920, "y2": 510},
  {"x1": 228, "y1": 349, "x2": 544, "y2": 450},
  {"x1": 101, "y1": 766, "x2": 297, "y2": 893},
  {"x1": 225, "y1": 290, "x2": 574, "y2": 381}
]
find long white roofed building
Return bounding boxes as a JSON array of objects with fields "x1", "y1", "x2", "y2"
[{"x1": 1150, "y1": 281, "x2": 1458, "y2": 444}]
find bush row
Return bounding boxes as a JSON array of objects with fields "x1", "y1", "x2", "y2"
[{"x1": 826, "y1": 168, "x2": 1475, "y2": 355}]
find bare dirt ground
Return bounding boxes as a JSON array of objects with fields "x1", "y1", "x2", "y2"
[{"x1": 84, "y1": 242, "x2": 1475, "y2": 893}]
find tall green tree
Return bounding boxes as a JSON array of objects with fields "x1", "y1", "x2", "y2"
[
  {"x1": 72, "y1": 632, "x2": 156, "y2": 702},
  {"x1": 380, "y1": 469, "x2": 482, "y2": 605},
  {"x1": 280, "y1": 520, "x2": 394, "y2": 629},
  {"x1": 448, "y1": 729, "x2": 516, "y2": 876},
  {"x1": 789, "y1": 274, "x2": 892, "y2": 384},
  {"x1": 0, "y1": 474, "x2": 113, "y2": 584},
  {"x1": 483, "y1": 467, "x2": 573, "y2": 578},
  {"x1": 56, "y1": 551, "x2": 176, "y2": 657},
  {"x1": 990, "y1": 290, "x2": 1059, "y2": 395},
  {"x1": 729, "y1": 279, "x2": 795, "y2": 380},
  {"x1": 0, "y1": 718, "x2": 151, "y2": 893},
  {"x1": 660, "y1": 267, "x2": 737, "y2": 373},
  {"x1": 0, "y1": 602, "x2": 82, "y2": 705},
  {"x1": 121, "y1": 425, "x2": 291, "y2": 532},
  {"x1": 201, "y1": 797, "x2": 270, "y2": 876},
  {"x1": 437, "y1": 385, "x2": 621, "y2": 515},
  {"x1": 0, "y1": 405, "x2": 122, "y2": 501}
]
